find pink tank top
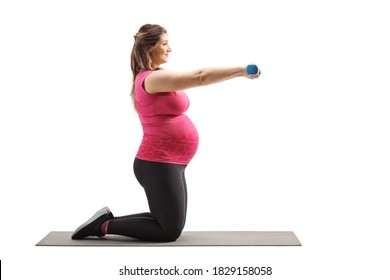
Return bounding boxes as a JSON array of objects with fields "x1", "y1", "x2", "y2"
[{"x1": 135, "y1": 70, "x2": 199, "y2": 165}]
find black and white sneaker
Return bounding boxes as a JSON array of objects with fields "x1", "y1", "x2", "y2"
[{"x1": 71, "y1": 206, "x2": 114, "y2": 240}]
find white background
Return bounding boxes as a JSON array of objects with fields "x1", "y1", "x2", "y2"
[{"x1": 1, "y1": 0, "x2": 389, "y2": 279}]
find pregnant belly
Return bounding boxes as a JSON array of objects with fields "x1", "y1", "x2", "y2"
[{"x1": 136, "y1": 115, "x2": 199, "y2": 165}]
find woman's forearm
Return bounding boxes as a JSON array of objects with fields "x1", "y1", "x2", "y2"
[{"x1": 195, "y1": 67, "x2": 246, "y2": 87}]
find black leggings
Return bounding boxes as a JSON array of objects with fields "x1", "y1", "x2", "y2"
[{"x1": 107, "y1": 158, "x2": 188, "y2": 242}]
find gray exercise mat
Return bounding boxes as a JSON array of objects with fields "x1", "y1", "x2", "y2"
[{"x1": 36, "y1": 231, "x2": 301, "y2": 246}]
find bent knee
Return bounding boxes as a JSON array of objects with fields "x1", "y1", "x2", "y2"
[{"x1": 160, "y1": 226, "x2": 183, "y2": 242}]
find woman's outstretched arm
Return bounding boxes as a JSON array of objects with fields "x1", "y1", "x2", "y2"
[{"x1": 144, "y1": 66, "x2": 259, "y2": 94}]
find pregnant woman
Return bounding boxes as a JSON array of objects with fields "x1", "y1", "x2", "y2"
[{"x1": 71, "y1": 23, "x2": 260, "y2": 242}]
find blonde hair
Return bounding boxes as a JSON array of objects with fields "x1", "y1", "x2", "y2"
[{"x1": 130, "y1": 24, "x2": 167, "y2": 110}]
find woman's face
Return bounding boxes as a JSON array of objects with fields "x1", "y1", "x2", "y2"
[{"x1": 149, "y1": 33, "x2": 171, "y2": 68}]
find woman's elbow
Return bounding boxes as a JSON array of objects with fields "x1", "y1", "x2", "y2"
[{"x1": 195, "y1": 70, "x2": 207, "y2": 86}]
